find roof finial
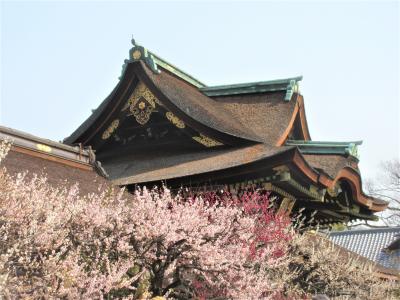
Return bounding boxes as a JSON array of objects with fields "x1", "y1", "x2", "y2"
[{"x1": 125, "y1": 37, "x2": 160, "y2": 74}]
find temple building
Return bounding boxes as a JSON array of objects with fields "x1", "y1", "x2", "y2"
[{"x1": 2, "y1": 40, "x2": 388, "y2": 226}]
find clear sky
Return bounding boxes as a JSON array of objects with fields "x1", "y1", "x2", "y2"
[{"x1": 1, "y1": 1, "x2": 399, "y2": 181}]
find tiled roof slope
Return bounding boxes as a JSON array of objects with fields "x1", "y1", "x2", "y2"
[{"x1": 328, "y1": 227, "x2": 400, "y2": 272}]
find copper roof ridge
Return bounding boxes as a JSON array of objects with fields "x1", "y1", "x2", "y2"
[
  {"x1": 201, "y1": 76, "x2": 302, "y2": 98},
  {"x1": 286, "y1": 140, "x2": 363, "y2": 158},
  {"x1": 124, "y1": 38, "x2": 206, "y2": 88}
]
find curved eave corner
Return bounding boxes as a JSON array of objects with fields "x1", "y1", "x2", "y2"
[
  {"x1": 63, "y1": 80, "x2": 122, "y2": 146},
  {"x1": 63, "y1": 63, "x2": 137, "y2": 146},
  {"x1": 276, "y1": 93, "x2": 311, "y2": 146},
  {"x1": 292, "y1": 151, "x2": 388, "y2": 213},
  {"x1": 332, "y1": 167, "x2": 389, "y2": 212}
]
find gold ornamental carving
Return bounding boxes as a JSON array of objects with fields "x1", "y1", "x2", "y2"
[
  {"x1": 132, "y1": 102, "x2": 154, "y2": 125},
  {"x1": 132, "y1": 50, "x2": 142, "y2": 60},
  {"x1": 192, "y1": 134, "x2": 223, "y2": 147},
  {"x1": 102, "y1": 119, "x2": 120, "y2": 140},
  {"x1": 122, "y1": 82, "x2": 162, "y2": 125},
  {"x1": 36, "y1": 144, "x2": 52, "y2": 153},
  {"x1": 165, "y1": 111, "x2": 185, "y2": 129}
]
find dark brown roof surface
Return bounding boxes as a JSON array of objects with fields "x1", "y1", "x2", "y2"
[
  {"x1": 303, "y1": 154, "x2": 350, "y2": 179},
  {"x1": 65, "y1": 61, "x2": 300, "y2": 147},
  {"x1": 212, "y1": 91, "x2": 297, "y2": 144},
  {"x1": 105, "y1": 144, "x2": 293, "y2": 186},
  {"x1": 3, "y1": 150, "x2": 110, "y2": 196},
  {"x1": 139, "y1": 62, "x2": 265, "y2": 143}
]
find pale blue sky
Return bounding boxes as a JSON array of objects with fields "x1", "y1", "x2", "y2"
[{"x1": 1, "y1": 1, "x2": 399, "y2": 180}]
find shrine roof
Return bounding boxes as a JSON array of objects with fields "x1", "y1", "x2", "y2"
[{"x1": 61, "y1": 40, "x2": 387, "y2": 215}]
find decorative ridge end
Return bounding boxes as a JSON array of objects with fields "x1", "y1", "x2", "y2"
[
  {"x1": 345, "y1": 141, "x2": 362, "y2": 158},
  {"x1": 284, "y1": 78, "x2": 301, "y2": 101},
  {"x1": 286, "y1": 140, "x2": 362, "y2": 158},
  {"x1": 120, "y1": 39, "x2": 160, "y2": 78}
]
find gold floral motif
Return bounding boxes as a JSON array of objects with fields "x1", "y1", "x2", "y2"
[
  {"x1": 138, "y1": 101, "x2": 146, "y2": 110},
  {"x1": 165, "y1": 111, "x2": 185, "y2": 129},
  {"x1": 102, "y1": 119, "x2": 119, "y2": 140},
  {"x1": 192, "y1": 134, "x2": 223, "y2": 147},
  {"x1": 127, "y1": 82, "x2": 161, "y2": 109},
  {"x1": 132, "y1": 103, "x2": 154, "y2": 125},
  {"x1": 121, "y1": 82, "x2": 162, "y2": 125},
  {"x1": 132, "y1": 50, "x2": 142, "y2": 60}
]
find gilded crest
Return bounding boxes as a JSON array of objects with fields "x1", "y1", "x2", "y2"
[
  {"x1": 122, "y1": 82, "x2": 161, "y2": 125},
  {"x1": 102, "y1": 119, "x2": 120, "y2": 140},
  {"x1": 165, "y1": 111, "x2": 185, "y2": 129},
  {"x1": 131, "y1": 99, "x2": 154, "y2": 125},
  {"x1": 132, "y1": 50, "x2": 142, "y2": 60},
  {"x1": 192, "y1": 134, "x2": 223, "y2": 147}
]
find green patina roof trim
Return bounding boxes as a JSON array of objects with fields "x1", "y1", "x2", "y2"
[
  {"x1": 122, "y1": 39, "x2": 303, "y2": 97},
  {"x1": 121, "y1": 39, "x2": 206, "y2": 88},
  {"x1": 150, "y1": 53, "x2": 206, "y2": 88},
  {"x1": 286, "y1": 140, "x2": 363, "y2": 158},
  {"x1": 127, "y1": 39, "x2": 160, "y2": 74},
  {"x1": 200, "y1": 76, "x2": 302, "y2": 99}
]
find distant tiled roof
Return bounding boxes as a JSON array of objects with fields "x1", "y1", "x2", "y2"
[{"x1": 328, "y1": 227, "x2": 400, "y2": 272}]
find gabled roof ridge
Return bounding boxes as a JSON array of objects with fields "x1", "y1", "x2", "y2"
[
  {"x1": 150, "y1": 52, "x2": 206, "y2": 88},
  {"x1": 201, "y1": 76, "x2": 302, "y2": 99},
  {"x1": 287, "y1": 140, "x2": 363, "y2": 146},
  {"x1": 125, "y1": 39, "x2": 206, "y2": 88},
  {"x1": 126, "y1": 39, "x2": 303, "y2": 97},
  {"x1": 203, "y1": 76, "x2": 302, "y2": 90}
]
